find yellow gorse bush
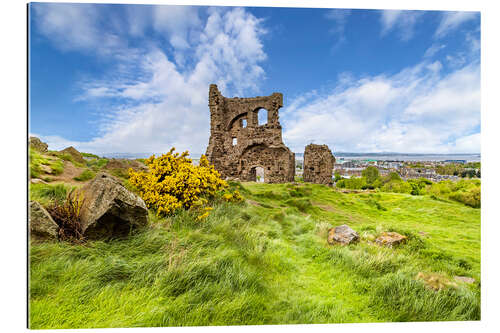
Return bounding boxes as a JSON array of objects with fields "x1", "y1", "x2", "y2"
[
  {"x1": 222, "y1": 190, "x2": 244, "y2": 203},
  {"x1": 128, "y1": 148, "x2": 228, "y2": 216}
]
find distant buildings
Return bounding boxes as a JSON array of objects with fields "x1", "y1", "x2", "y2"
[{"x1": 295, "y1": 157, "x2": 477, "y2": 183}]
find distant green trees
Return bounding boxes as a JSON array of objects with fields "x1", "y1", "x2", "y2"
[
  {"x1": 436, "y1": 162, "x2": 481, "y2": 178},
  {"x1": 334, "y1": 171, "x2": 342, "y2": 182},
  {"x1": 335, "y1": 167, "x2": 480, "y2": 208},
  {"x1": 362, "y1": 166, "x2": 379, "y2": 185},
  {"x1": 336, "y1": 177, "x2": 367, "y2": 190}
]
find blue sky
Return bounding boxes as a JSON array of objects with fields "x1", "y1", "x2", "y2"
[{"x1": 28, "y1": 3, "x2": 480, "y2": 154}]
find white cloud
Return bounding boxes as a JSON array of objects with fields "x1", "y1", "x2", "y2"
[
  {"x1": 324, "y1": 9, "x2": 351, "y2": 51},
  {"x1": 380, "y1": 10, "x2": 423, "y2": 41},
  {"x1": 29, "y1": 133, "x2": 82, "y2": 152},
  {"x1": 31, "y1": 4, "x2": 481, "y2": 156},
  {"x1": 32, "y1": 3, "x2": 127, "y2": 56},
  {"x1": 281, "y1": 60, "x2": 480, "y2": 153},
  {"x1": 35, "y1": 6, "x2": 268, "y2": 155},
  {"x1": 465, "y1": 28, "x2": 481, "y2": 53},
  {"x1": 435, "y1": 11, "x2": 478, "y2": 38},
  {"x1": 424, "y1": 43, "x2": 446, "y2": 58},
  {"x1": 453, "y1": 133, "x2": 480, "y2": 153},
  {"x1": 153, "y1": 5, "x2": 201, "y2": 50},
  {"x1": 445, "y1": 54, "x2": 466, "y2": 68},
  {"x1": 125, "y1": 5, "x2": 151, "y2": 37},
  {"x1": 380, "y1": 10, "x2": 402, "y2": 32},
  {"x1": 325, "y1": 9, "x2": 350, "y2": 34}
]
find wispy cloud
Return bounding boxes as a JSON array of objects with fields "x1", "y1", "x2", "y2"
[
  {"x1": 32, "y1": 3, "x2": 129, "y2": 56},
  {"x1": 281, "y1": 60, "x2": 480, "y2": 153},
  {"x1": 424, "y1": 43, "x2": 446, "y2": 58},
  {"x1": 435, "y1": 11, "x2": 478, "y2": 38},
  {"x1": 380, "y1": 10, "x2": 423, "y2": 41},
  {"x1": 34, "y1": 5, "x2": 268, "y2": 154},
  {"x1": 324, "y1": 9, "x2": 351, "y2": 50}
]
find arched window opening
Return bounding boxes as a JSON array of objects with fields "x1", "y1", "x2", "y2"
[
  {"x1": 257, "y1": 109, "x2": 268, "y2": 126},
  {"x1": 232, "y1": 137, "x2": 237, "y2": 146},
  {"x1": 242, "y1": 119, "x2": 247, "y2": 128}
]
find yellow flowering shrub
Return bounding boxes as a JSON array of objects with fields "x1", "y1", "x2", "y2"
[
  {"x1": 222, "y1": 190, "x2": 244, "y2": 203},
  {"x1": 128, "y1": 148, "x2": 228, "y2": 216},
  {"x1": 196, "y1": 207, "x2": 213, "y2": 221}
]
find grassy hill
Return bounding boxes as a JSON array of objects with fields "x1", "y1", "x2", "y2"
[{"x1": 29, "y1": 179, "x2": 480, "y2": 328}]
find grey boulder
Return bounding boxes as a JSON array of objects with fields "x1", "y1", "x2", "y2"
[
  {"x1": 29, "y1": 201, "x2": 59, "y2": 241},
  {"x1": 327, "y1": 224, "x2": 359, "y2": 245},
  {"x1": 29, "y1": 136, "x2": 48, "y2": 152},
  {"x1": 79, "y1": 172, "x2": 148, "y2": 239},
  {"x1": 375, "y1": 232, "x2": 407, "y2": 247}
]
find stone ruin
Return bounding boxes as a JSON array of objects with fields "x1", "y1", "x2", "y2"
[
  {"x1": 205, "y1": 84, "x2": 295, "y2": 183},
  {"x1": 303, "y1": 144, "x2": 335, "y2": 184}
]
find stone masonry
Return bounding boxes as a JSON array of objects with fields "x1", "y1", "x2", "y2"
[
  {"x1": 303, "y1": 144, "x2": 335, "y2": 184},
  {"x1": 205, "y1": 84, "x2": 295, "y2": 183}
]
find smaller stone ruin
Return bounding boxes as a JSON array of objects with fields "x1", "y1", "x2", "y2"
[{"x1": 303, "y1": 144, "x2": 335, "y2": 184}]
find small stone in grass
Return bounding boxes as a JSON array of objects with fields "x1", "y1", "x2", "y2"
[
  {"x1": 327, "y1": 224, "x2": 359, "y2": 245},
  {"x1": 454, "y1": 276, "x2": 476, "y2": 284},
  {"x1": 375, "y1": 232, "x2": 407, "y2": 247}
]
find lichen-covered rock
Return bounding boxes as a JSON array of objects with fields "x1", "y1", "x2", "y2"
[
  {"x1": 30, "y1": 178, "x2": 48, "y2": 184},
  {"x1": 59, "y1": 146, "x2": 85, "y2": 164},
  {"x1": 327, "y1": 224, "x2": 359, "y2": 245},
  {"x1": 205, "y1": 84, "x2": 295, "y2": 183},
  {"x1": 454, "y1": 276, "x2": 476, "y2": 284},
  {"x1": 416, "y1": 272, "x2": 457, "y2": 291},
  {"x1": 303, "y1": 144, "x2": 335, "y2": 184},
  {"x1": 29, "y1": 201, "x2": 59, "y2": 241},
  {"x1": 375, "y1": 232, "x2": 407, "y2": 247},
  {"x1": 79, "y1": 172, "x2": 148, "y2": 239},
  {"x1": 29, "y1": 136, "x2": 48, "y2": 152}
]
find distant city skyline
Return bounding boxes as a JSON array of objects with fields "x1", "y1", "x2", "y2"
[{"x1": 29, "y1": 3, "x2": 480, "y2": 154}]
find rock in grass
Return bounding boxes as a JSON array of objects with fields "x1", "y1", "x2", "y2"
[
  {"x1": 327, "y1": 224, "x2": 359, "y2": 245},
  {"x1": 80, "y1": 172, "x2": 148, "y2": 240},
  {"x1": 29, "y1": 136, "x2": 48, "y2": 152},
  {"x1": 30, "y1": 178, "x2": 47, "y2": 184},
  {"x1": 454, "y1": 276, "x2": 476, "y2": 284},
  {"x1": 375, "y1": 232, "x2": 407, "y2": 247},
  {"x1": 416, "y1": 272, "x2": 457, "y2": 291},
  {"x1": 29, "y1": 201, "x2": 59, "y2": 241}
]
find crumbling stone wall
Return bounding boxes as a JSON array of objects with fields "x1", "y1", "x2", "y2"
[
  {"x1": 205, "y1": 84, "x2": 295, "y2": 183},
  {"x1": 303, "y1": 144, "x2": 335, "y2": 184}
]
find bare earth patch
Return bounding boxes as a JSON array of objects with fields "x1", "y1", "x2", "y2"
[{"x1": 47, "y1": 161, "x2": 87, "y2": 185}]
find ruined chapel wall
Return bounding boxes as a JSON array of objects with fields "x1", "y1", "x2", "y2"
[
  {"x1": 303, "y1": 144, "x2": 335, "y2": 184},
  {"x1": 205, "y1": 84, "x2": 295, "y2": 183}
]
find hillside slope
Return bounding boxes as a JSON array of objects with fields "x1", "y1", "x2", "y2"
[{"x1": 29, "y1": 181, "x2": 480, "y2": 328}]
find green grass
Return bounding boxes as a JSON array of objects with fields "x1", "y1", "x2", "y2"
[
  {"x1": 29, "y1": 183, "x2": 73, "y2": 206},
  {"x1": 86, "y1": 157, "x2": 109, "y2": 171},
  {"x1": 29, "y1": 148, "x2": 66, "y2": 178},
  {"x1": 29, "y1": 182, "x2": 480, "y2": 328},
  {"x1": 110, "y1": 168, "x2": 130, "y2": 179},
  {"x1": 73, "y1": 169, "x2": 96, "y2": 182},
  {"x1": 81, "y1": 152, "x2": 101, "y2": 159},
  {"x1": 50, "y1": 160, "x2": 64, "y2": 175},
  {"x1": 58, "y1": 153, "x2": 74, "y2": 162},
  {"x1": 337, "y1": 175, "x2": 481, "y2": 209},
  {"x1": 58, "y1": 153, "x2": 85, "y2": 168},
  {"x1": 29, "y1": 149, "x2": 52, "y2": 178}
]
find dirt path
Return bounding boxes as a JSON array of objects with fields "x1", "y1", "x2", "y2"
[{"x1": 48, "y1": 161, "x2": 88, "y2": 186}]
